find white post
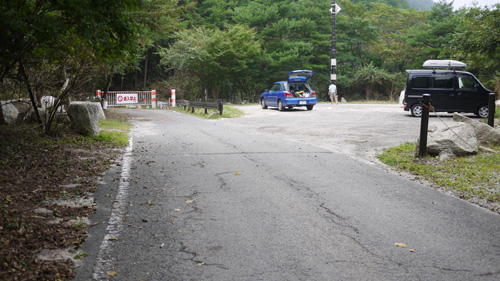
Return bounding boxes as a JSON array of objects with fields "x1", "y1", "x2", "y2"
[
  {"x1": 171, "y1": 89, "x2": 176, "y2": 107},
  {"x1": 151, "y1": 90, "x2": 156, "y2": 109}
]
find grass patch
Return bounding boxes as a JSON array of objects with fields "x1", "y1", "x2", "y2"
[
  {"x1": 96, "y1": 110, "x2": 132, "y2": 147},
  {"x1": 377, "y1": 142, "x2": 500, "y2": 203},
  {"x1": 175, "y1": 105, "x2": 244, "y2": 119}
]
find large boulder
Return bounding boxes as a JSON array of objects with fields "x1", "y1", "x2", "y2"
[
  {"x1": 11, "y1": 99, "x2": 32, "y2": 123},
  {"x1": 453, "y1": 113, "x2": 500, "y2": 145},
  {"x1": 423, "y1": 122, "x2": 478, "y2": 156},
  {"x1": 67, "y1": 102, "x2": 102, "y2": 136},
  {"x1": 0, "y1": 101, "x2": 19, "y2": 124}
]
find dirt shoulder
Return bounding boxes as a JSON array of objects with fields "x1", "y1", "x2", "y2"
[{"x1": 0, "y1": 121, "x2": 123, "y2": 280}]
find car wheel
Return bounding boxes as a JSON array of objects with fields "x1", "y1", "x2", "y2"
[
  {"x1": 411, "y1": 104, "x2": 423, "y2": 117},
  {"x1": 306, "y1": 105, "x2": 314, "y2": 111},
  {"x1": 476, "y1": 105, "x2": 488, "y2": 118},
  {"x1": 260, "y1": 98, "x2": 268, "y2": 109},
  {"x1": 278, "y1": 100, "x2": 285, "y2": 111}
]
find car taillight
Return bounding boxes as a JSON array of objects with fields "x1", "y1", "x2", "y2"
[
  {"x1": 311, "y1": 92, "x2": 316, "y2": 97},
  {"x1": 285, "y1": 92, "x2": 292, "y2": 98}
]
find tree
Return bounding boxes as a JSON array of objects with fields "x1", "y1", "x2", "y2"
[
  {"x1": 445, "y1": 4, "x2": 500, "y2": 88},
  {"x1": 367, "y1": 3, "x2": 427, "y2": 72},
  {"x1": 406, "y1": 0, "x2": 458, "y2": 63},
  {"x1": 407, "y1": 0, "x2": 435, "y2": 10},
  {"x1": 349, "y1": 63, "x2": 392, "y2": 100},
  {"x1": 159, "y1": 25, "x2": 261, "y2": 101},
  {"x1": 0, "y1": 0, "x2": 141, "y2": 132},
  {"x1": 129, "y1": 0, "x2": 193, "y2": 90}
]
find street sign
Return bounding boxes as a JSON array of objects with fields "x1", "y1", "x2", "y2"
[{"x1": 330, "y1": 4, "x2": 341, "y2": 14}]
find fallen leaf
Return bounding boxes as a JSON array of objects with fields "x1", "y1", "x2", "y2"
[
  {"x1": 160, "y1": 243, "x2": 165, "y2": 248},
  {"x1": 174, "y1": 209, "x2": 181, "y2": 212},
  {"x1": 107, "y1": 271, "x2": 117, "y2": 277},
  {"x1": 108, "y1": 237, "x2": 118, "y2": 241},
  {"x1": 235, "y1": 172, "x2": 241, "y2": 176},
  {"x1": 185, "y1": 199, "x2": 195, "y2": 204},
  {"x1": 409, "y1": 249, "x2": 415, "y2": 252},
  {"x1": 197, "y1": 262, "x2": 205, "y2": 266},
  {"x1": 395, "y1": 243, "x2": 406, "y2": 248}
]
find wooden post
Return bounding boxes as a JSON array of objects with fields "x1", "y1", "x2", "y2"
[
  {"x1": 418, "y1": 94, "x2": 431, "y2": 157},
  {"x1": 488, "y1": 93, "x2": 495, "y2": 127}
]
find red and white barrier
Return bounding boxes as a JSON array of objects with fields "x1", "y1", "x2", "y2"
[
  {"x1": 171, "y1": 89, "x2": 176, "y2": 107},
  {"x1": 96, "y1": 90, "x2": 157, "y2": 108}
]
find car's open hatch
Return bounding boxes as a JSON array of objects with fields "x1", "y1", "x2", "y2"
[{"x1": 288, "y1": 70, "x2": 314, "y2": 83}]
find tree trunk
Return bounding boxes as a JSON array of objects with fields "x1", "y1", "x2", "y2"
[
  {"x1": 103, "y1": 64, "x2": 115, "y2": 107},
  {"x1": 143, "y1": 46, "x2": 149, "y2": 90},
  {"x1": 20, "y1": 63, "x2": 42, "y2": 125},
  {"x1": 135, "y1": 66, "x2": 138, "y2": 90}
]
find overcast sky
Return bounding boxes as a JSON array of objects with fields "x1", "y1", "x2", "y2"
[{"x1": 438, "y1": 0, "x2": 500, "y2": 9}]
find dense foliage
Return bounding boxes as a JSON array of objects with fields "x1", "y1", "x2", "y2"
[
  {"x1": 157, "y1": 0, "x2": 500, "y2": 102},
  {"x1": 1, "y1": 0, "x2": 499, "y2": 109}
]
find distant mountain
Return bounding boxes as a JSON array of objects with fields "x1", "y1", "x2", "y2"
[{"x1": 407, "y1": 0, "x2": 435, "y2": 10}]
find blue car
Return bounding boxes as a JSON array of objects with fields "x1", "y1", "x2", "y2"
[{"x1": 260, "y1": 70, "x2": 317, "y2": 111}]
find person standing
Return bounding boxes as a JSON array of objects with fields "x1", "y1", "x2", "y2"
[{"x1": 328, "y1": 81, "x2": 338, "y2": 107}]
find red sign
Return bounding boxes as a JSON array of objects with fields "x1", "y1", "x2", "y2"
[{"x1": 116, "y1": 94, "x2": 138, "y2": 104}]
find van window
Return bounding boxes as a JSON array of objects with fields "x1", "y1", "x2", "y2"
[
  {"x1": 411, "y1": 76, "x2": 429, "y2": 88},
  {"x1": 433, "y1": 77, "x2": 454, "y2": 89},
  {"x1": 458, "y1": 76, "x2": 478, "y2": 90}
]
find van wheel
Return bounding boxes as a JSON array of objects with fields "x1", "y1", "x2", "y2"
[
  {"x1": 278, "y1": 100, "x2": 285, "y2": 111},
  {"x1": 476, "y1": 105, "x2": 488, "y2": 118},
  {"x1": 260, "y1": 98, "x2": 268, "y2": 109},
  {"x1": 411, "y1": 104, "x2": 423, "y2": 117}
]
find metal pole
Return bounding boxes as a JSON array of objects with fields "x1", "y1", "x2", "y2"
[
  {"x1": 331, "y1": 0, "x2": 337, "y2": 83},
  {"x1": 418, "y1": 94, "x2": 431, "y2": 157},
  {"x1": 488, "y1": 93, "x2": 495, "y2": 127}
]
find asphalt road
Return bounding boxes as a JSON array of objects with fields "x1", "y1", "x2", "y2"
[{"x1": 75, "y1": 104, "x2": 500, "y2": 281}]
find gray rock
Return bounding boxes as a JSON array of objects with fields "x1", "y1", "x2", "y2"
[
  {"x1": 438, "y1": 148, "x2": 456, "y2": 161},
  {"x1": 67, "y1": 101, "x2": 101, "y2": 136},
  {"x1": 9, "y1": 99, "x2": 32, "y2": 123},
  {"x1": 453, "y1": 113, "x2": 500, "y2": 145},
  {"x1": 426, "y1": 123, "x2": 478, "y2": 156},
  {"x1": 95, "y1": 102, "x2": 105, "y2": 120},
  {"x1": 0, "y1": 101, "x2": 19, "y2": 124}
]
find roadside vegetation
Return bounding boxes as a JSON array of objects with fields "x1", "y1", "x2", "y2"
[
  {"x1": 2, "y1": 1, "x2": 499, "y2": 117},
  {"x1": 0, "y1": 110, "x2": 131, "y2": 280},
  {"x1": 377, "y1": 142, "x2": 500, "y2": 212},
  {"x1": 175, "y1": 105, "x2": 245, "y2": 119}
]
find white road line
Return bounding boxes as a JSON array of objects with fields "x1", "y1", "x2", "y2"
[{"x1": 92, "y1": 138, "x2": 133, "y2": 280}]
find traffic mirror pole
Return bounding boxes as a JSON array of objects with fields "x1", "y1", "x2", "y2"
[{"x1": 330, "y1": 1, "x2": 340, "y2": 84}]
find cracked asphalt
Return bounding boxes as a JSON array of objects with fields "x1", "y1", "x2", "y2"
[{"x1": 75, "y1": 104, "x2": 500, "y2": 280}]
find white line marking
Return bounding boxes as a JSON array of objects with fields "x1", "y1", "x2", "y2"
[{"x1": 92, "y1": 138, "x2": 133, "y2": 280}]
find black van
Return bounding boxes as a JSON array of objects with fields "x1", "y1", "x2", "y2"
[{"x1": 403, "y1": 60, "x2": 493, "y2": 117}]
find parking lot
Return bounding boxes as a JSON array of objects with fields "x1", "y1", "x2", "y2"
[{"x1": 231, "y1": 103, "x2": 446, "y2": 164}]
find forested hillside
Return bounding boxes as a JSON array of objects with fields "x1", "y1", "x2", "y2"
[{"x1": 1, "y1": 0, "x2": 499, "y2": 104}]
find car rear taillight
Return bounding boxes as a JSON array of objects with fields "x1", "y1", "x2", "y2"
[
  {"x1": 285, "y1": 92, "x2": 292, "y2": 98},
  {"x1": 311, "y1": 92, "x2": 316, "y2": 97}
]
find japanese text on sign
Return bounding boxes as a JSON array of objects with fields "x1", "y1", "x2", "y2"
[{"x1": 116, "y1": 94, "x2": 138, "y2": 104}]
